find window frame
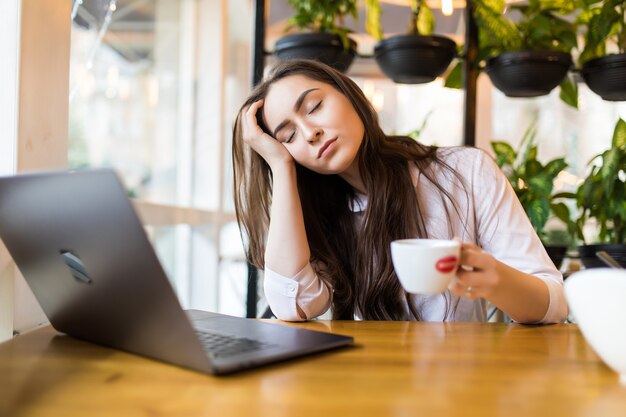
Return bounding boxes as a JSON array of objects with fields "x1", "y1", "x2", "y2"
[{"x1": 1, "y1": 0, "x2": 236, "y2": 340}]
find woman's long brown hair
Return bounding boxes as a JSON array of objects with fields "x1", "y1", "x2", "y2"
[{"x1": 232, "y1": 60, "x2": 466, "y2": 320}]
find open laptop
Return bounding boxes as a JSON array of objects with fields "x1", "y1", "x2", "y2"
[{"x1": 0, "y1": 169, "x2": 352, "y2": 375}]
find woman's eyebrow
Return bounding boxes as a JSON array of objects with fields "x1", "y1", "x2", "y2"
[{"x1": 272, "y1": 88, "x2": 320, "y2": 137}]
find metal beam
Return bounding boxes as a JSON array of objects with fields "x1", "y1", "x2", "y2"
[
  {"x1": 463, "y1": 0, "x2": 478, "y2": 147},
  {"x1": 252, "y1": 0, "x2": 266, "y2": 87},
  {"x1": 246, "y1": 0, "x2": 267, "y2": 318}
]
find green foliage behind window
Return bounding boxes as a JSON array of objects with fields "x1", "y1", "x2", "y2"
[
  {"x1": 578, "y1": 0, "x2": 626, "y2": 63},
  {"x1": 491, "y1": 121, "x2": 575, "y2": 242},
  {"x1": 576, "y1": 118, "x2": 626, "y2": 244},
  {"x1": 286, "y1": 0, "x2": 357, "y2": 48},
  {"x1": 364, "y1": 0, "x2": 434, "y2": 40}
]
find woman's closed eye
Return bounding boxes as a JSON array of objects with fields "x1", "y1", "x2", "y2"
[
  {"x1": 279, "y1": 100, "x2": 322, "y2": 144},
  {"x1": 308, "y1": 101, "x2": 322, "y2": 114}
]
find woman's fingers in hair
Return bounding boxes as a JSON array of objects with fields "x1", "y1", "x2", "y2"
[
  {"x1": 241, "y1": 99, "x2": 294, "y2": 168},
  {"x1": 245, "y1": 99, "x2": 264, "y2": 117},
  {"x1": 242, "y1": 100, "x2": 265, "y2": 142}
]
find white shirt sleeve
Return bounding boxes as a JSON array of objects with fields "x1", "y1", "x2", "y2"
[
  {"x1": 263, "y1": 263, "x2": 332, "y2": 321},
  {"x1": 470, "y1": 149, "x2": 568, "y2": 324}
]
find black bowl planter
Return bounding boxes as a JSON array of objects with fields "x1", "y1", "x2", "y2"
[
  {"x1": 274, "y1": 33, "x2": 357, "y2": 73},
  {"x1": 485, "y1": 50, "x2": 573, "y2": 97},
  {"x1": 578, "y1": 243, "x2": 626, "y2": 269},
  {"x1": 544, "y1": 245, "x2": 568, "y2": 270},
  {"x1": 581, "y1": 53, "x2": 626, "y2": 101},
  {"x1": 374, "y1": 34, "x2": 457, "y2": 84}
]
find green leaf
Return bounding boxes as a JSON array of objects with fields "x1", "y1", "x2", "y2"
[
  {"x1": 581, "y1": 3, "x2": 620, "y2": 62},
  {"x1": 553, "y1": 192, "x2": 577, "y2": 199},
  {"x1": 528, "y1": 174, "x2": 554, "y2": 196},
  {"x1": 550, "y1": 201, "x2": 578, "y2": 241},
  {"x1": 479, "y1": 0, "x2": 507, "y2": 13},
  {"x1": 527, "y1": 14, "x2": 552, "y2": 44},
  {"x1": 364, "y1": 0, "x2": 383, "y2": 40},
  {"x1": 473, "y1": 0, "x2": 523, "y2": 53},
  {"x1": 544, "y1": 158, "x2": 568, "y2": 179},
  {"x1": 517, "y1": 121, "x2": 538, "y2": 166},
  {"x1": 600, "y1": 147, "x2": 619, "y2": 195},
  {"x1": 576, "y1": 8, "x2": 597, "y2": 26},
  {"x1": 444, "y1": 61, "x2": 463, "y2": 89},
  {"x1": 491, "y1": 141, "x2": 516, "y2": 166},
  {"x1": 526, "y1": 199, "x2": 551, "y2": 233},
  {"x1": 559, "y1": 75, "x2": 578, "y2": 109},
  {"x1": 550, "y1": 202, "x2": 571, "y2": 224},
  {"x1": 526, "y1": 159, "x2": 543, "y2": 177},
  {"x1": 416, "y1": 1, "x2": 435, "y2": 35},
  {"x1": 286, "y1": 0, "x2": 358, "y2": 33},
  {"x1": 612, "y1": 118, "x2": 626, "y2": 149},
  {"x1": 539, "y1": 0, "x2": 585, "y2": 14},
  {"x1": 579, "y1": 174, "x2": 597, "y2": 208}
]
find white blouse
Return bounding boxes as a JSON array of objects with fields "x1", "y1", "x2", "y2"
[{"x1": 263, "y1": 147, "x2": 568, "y2": 323}]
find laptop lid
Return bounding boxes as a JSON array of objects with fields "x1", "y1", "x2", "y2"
[{"x1": 0, "y1": 170, "x2": 352, "y2": 374}]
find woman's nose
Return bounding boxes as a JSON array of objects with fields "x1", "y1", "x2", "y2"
[{"x1": 305, "y1": 126, "x2": 323, "y2": 144}]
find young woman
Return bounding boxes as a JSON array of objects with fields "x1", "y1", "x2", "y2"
[{"x1": 232, "y1": 59, "x2": 567, "y2": 324}]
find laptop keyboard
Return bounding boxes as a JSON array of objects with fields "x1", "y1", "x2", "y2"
[{"x1": 195, "y1": 331, "x2": 277, "y2": 358}]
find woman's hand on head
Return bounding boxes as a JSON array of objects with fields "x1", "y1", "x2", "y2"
[
  {"x1": 449, "y1": 240, "x2": 501, "y2": 301},
  {"x1": 242, "y1": 99, "x2": 294, "y2": 170}
]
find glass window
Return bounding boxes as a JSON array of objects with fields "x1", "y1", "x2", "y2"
[
  {"x1": 68, "y1": 0, "x2": 255, "y2": 314},
  {"x1": 352, "y1": 77, "x2": 465, "y2": 146},
  {"x1": 491, "y1": 84, "x2": 626, "y2": 177}
]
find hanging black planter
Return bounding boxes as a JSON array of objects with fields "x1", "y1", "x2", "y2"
[
  {"x1": 578, "y1": 244, "x2": 626, "y2": 269},
  {"x1": 374, "y1": 34, "x2": 457, "y2": 84},
  {"x1": 581, "y1": 53, "x2": 626, "y2": 101},
  {"x1": 485, "y1": 50, "x2": 573, "y2": 97},
  {"x1": 274, "y1": 33, "x2": 357, "y2": 73}
]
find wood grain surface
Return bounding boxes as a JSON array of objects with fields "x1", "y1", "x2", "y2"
[{"x1": 1, "y1": 321, "x2": 624, "y2": 417}]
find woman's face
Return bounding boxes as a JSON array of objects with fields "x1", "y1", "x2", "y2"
[{"x1": 262, "y1": 75, "x2": 365, "y2": 175}]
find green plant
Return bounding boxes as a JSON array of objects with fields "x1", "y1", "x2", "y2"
[
  {"x1": 578, "y1": 0, "x2": 626, "y2": 63},
  {"x1": 365, "y1": 0, "x2": 435, "y2": 40},
  {"x1": 445, "y1": 0, "x2": 580, "y2": 108},
  {"x1": 491, "y1": 122, "x2": 576, "y2": 242},
  {"x1": 286, "y1": 0, "x2": 358, "y2": 48},
  {"x1": 474, "y1": 0, "x2": 579, "y2": 59},
  {"x1": 576, "y1": 118, "x2": 626, "y2": 244}
]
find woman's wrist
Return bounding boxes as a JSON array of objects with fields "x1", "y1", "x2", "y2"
[
  {"x1": 270, "y1": 159, "x2": 296, "y2": 176},
  {"x1": 486, "y1": 261, "x2": 550, "y2": 323}
]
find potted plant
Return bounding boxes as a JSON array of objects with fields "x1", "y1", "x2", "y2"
[
  {"x1": 575, "y1": 118, "x2": 626, "y2": 268},
  {"x1": 364, "y1": 0, "x2": 457, "y2": 84},
  {"x1": 491, "y1": 122, "x2": 576, "y2": 269},
  {"x1": 578, "y1": 0, "x2": 626, "y2": 101},
  {"x1": 274, "y1": 0, "x2": 358, "y2": 73},
  {"x1": 466, "y1": 0, "x2": 579, "y2": 106}
]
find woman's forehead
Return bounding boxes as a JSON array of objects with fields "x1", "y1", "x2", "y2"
[
  {"x1": 267, "y1": 74, "x2": 326, "y2": 99},
  {"x1": 263, "y1": 75, "x2": 328, "y2": 125}
]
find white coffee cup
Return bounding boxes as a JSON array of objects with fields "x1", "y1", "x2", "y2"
[{"x1": 390, "y1": 239, "x2": 460, "y2": 294}]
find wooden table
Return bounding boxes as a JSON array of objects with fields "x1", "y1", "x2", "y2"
[{"x1": 1, "y1": 321, "x2": 624, "y2": 417}]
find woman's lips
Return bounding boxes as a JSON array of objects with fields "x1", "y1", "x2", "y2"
[{"x1": 317, "y1": 138, "x2": 338, "y2": 159}]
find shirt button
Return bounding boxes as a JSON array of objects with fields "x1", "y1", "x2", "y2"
[{"x1": 287, "y1": 284, "x2": 296, "y2": 295}]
